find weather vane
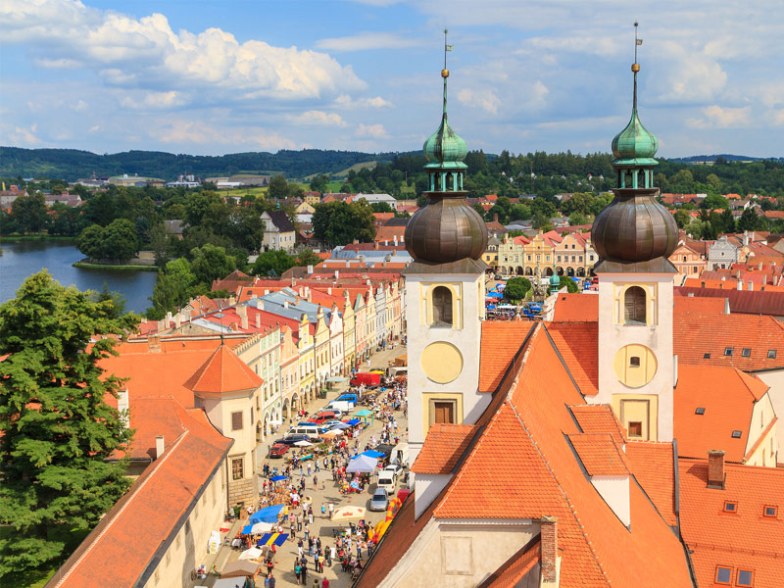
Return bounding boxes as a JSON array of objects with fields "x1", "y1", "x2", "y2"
[
  {"x1": 441, "y1": 29, "x2": 453, "y2": 116},
  {"x1": 633, "y1": 21, "x2": 643, "y2": 65}
]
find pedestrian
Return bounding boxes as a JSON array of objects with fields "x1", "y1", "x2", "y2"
[
  {"x1": 301, "y1": 562, "x2": 308, "y2": 584},
  {"x1": 328, "y1": 503, "x2": 334, "y2": 519},
  {"x1": 308, "y1": 511, "x2": 314, "y2": 525},
  {"x1": 322, "y1": 577, "x2": 330, "y2": 588},
  {"x1": 266, "y1": 572, "x2": 277, "y2": 588},
  {"x1": 294, "y1": 562, "x2": 302, "y2": 585}
]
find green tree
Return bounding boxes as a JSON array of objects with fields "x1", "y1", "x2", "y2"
[
  {"x1": 10, "y1": 193, "x2": 49, "y2": 233},
  {"x1": 268, "y1": 175, "x2": 289, "y2": 199},
  {"x1": 190, "y1": 244, "x2": 237, "y2": 287},
  {"x1": 77, "y1": 224, "x2": 107, "y2": 260},
  {"x1": 252, "y1": 249, "x2": 295, "y2": 276},
  {"x1": 564, "y1": 278, "x2": 580, "y2": 293},
  {"x1": 701, "y1": 194, "x2": 729, "y2": 210},
  {"x1": 0, "y1": 272, "x2": 135, "y2": 581},
  {"x1": 312, "y1": 201, "x2": 376, "y2": 246},
  {"x1": 294, "y1": 248, "x2": 322, "y2": 268},
  {"x1": 737, "y1": 208, "x2": 761, "y2": 232},
  {"x1": 673, "y1": 209, "x2": 691, "y2": 229},
  {"x1": 149, "y1": 258, "x2": 199, "y2": 319},
  {"x1": 504, "y1": 277, "x2": 532, "y2": 301},
  {"x1": 102, "y1": 218, "x2": 139, "y2": 262}
]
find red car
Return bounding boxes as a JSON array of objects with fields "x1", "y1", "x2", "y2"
[
  {"x1": 308, "y1": 411, "x2": 339, "y2": 425},
  {"x1": 269, "y1": 443, "x2": 290, "y2": 458}
]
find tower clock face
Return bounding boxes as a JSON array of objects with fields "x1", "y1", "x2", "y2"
[
  {"x1": 421, "y1": 342, "x2": 463, "y2": 384},
  {"x1": 613, "y1": 344, "x2": 657, "y2": 388}
]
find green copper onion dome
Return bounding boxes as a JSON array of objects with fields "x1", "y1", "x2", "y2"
[
  {"x1": 611, "y1": 64, "x2": 658, "y2": 164},
  {"x1": 423, "y1": 69, "x2": 468, "y2": 165}
]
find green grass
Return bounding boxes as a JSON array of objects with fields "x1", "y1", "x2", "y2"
[
  {"x1": 73, "y1": 261, "x2": 158, "y2": 272},
  {"x1": 0, "y1": 235, "x2": 76, "y2": 243}
]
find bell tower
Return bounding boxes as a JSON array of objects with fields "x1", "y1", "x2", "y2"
[
  {"x1": 404, "y1": 31, "x2": 489, "y2": 465},
  {"x1": 591, "y1": 23, "x2": 678, "y2": 442}
]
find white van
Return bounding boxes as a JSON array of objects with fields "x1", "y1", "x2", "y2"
[
  {"x1": 377, "y1": 468, "x2": 396, "y2": 493},
  {"x1": 386, "y1": 366, "x2": 408, "y2": 378},
  {"x1": 287, "y1": 424, "x2": 321, "y2": 441},
  {"x1": 390, "y1": 442, "x2": 409, "y2": 468}
]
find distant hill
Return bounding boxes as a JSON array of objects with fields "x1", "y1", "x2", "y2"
[
  {"x1": 0, "y1": 147, "x2": 405, "y2": 182},
  {"x1": 671, "y1": 154, "x2": 783, "y2": 165}
]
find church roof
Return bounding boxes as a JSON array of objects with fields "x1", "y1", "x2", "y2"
[
  {"x1": 411, "y1": 424, "x2": 476, "y2": 475},
  {"x1": 184, "y1": 344, "x2": 263, "y2": 397}
]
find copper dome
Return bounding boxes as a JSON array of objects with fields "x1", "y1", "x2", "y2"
[
  {"x1": 405, "y1": 194, "x2": 488, "y2": 264},
  {"x1": 591, "y1": 188, "x2": 678, "y2": 263}
]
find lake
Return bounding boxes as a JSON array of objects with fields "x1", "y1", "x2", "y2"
[{"x1": 0, "y1": 242, "x2": 157, "y2": 314}]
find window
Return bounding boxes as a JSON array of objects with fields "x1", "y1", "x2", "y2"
[
  {"x1": 723, "y1": 501, "x2": 737, "y2": 513},
  {"x1": 695, "y1": 407, "x2": 705, "y2": 415},
  {"x1": 432, "y1": 400, "x2": 456, "y2": 425},
  {"x1": 431, "y1": 286, "x2": 453, "y2": 327},
  {"x1": 231, "y1": 411, "x2": 243, "y2": 431},
  {"x1": 628, "y1": 421, "x2": 643, "y2": 438},
  {"x1": 623, "y1": 286, "x2": 647, "y2": 325},
  {"x1": 736, "y1": 569, "x2": 753, "y2": 587},
  {"x1": 629, "y1": 356, "x2": 641, "y2": 368},
  {"x1": 715, "y1": 566, "x2": 732, "y2": 585},
  {"x1": 763, "y1": 505, "x2": 777, "y2": 518},
  {"x1": 704, "y1": 353, "x2": 711, "y2": 359},
  {"x1": 231, "y1": 457, "x2": 244, "y2": 480},
  {"x1": 732, "y1": 430, "x2": 742, "y2": 439},
  {"x1": 768, "y1": 349, "x2": 777, "y2": 359},
  {"x1": 742, "y1": 348, "x2": 751, "y2": 358},
  {"x1": 724, "y1": 347, "x2": 734, "y2": 357}
]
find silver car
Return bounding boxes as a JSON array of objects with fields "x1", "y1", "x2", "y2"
[{"x1": 369, "y1": 487, "x2": 389, "y2": 511}]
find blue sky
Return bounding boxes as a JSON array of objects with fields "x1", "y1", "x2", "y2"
[{"x1": 2, "y1": 0, "x2": 783, "y2": 159}]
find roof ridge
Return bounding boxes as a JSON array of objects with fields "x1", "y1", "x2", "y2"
[
  {"x1": 504, "y1": 382, "x2": 613, "y2": 585},
  {"x1": 52, "y1": 430, "x2": 190, "y2": 588}
]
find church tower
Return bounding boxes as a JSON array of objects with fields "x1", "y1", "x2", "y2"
[
  {"x1": 590, "y1": 24, "x2": 678, "y2": 442},
  {"x1": 404, "y1": 31, "x2": 489, "y2": 465}
]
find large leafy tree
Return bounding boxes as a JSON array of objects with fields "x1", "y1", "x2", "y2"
[
  {"x1": 148, "y1": 257, "x2": 202, "y2": 319},
  {"x1": 504, "y1": 277, "x2": 532, "y2": 301},
  {"x1": 0, "y1": 272, "x2": 136, "y2": 580},
  {"x1": 312, "y1": 200, "x2": 376, "y2": 247}
]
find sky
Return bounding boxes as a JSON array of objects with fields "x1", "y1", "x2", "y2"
[{"x1": 2, "y1": 0, "x2": 783, "y2": 160}]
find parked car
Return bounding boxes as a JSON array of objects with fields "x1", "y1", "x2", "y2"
[
  {"x1": 308, "y1": 410, "x2": 340, "y2": 425},
  {"x1": 273, "y1": 434, "x2": 311, "y2": 446},
  {"x1": 269, "y1": 443, "x2": 290, "y2": 458},
  {"x1": 369, "y1": 487, "x2": 389, "y2": 512},
  {"x1": 397, "y1": 487, "x2": 412, "y2": 503},
  {"x1": 384, "y1": 463, "x2": 403, "y2": 477},
  {"x1": 320, "y1": 420, "x2": 344, "y2": 430}
]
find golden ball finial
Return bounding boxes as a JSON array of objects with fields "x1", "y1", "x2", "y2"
[
  {"x1": 441, "y1": 68, "x2": 449, "y2": 78},
  {"x1": 631, "y1": 63, "x2": 640, "y2": 73}
]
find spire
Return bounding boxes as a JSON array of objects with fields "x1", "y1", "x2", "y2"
[
  {"x1": 442, "y1": 28, "x2": 451, "y2": 118},
  {"x1": 591, "y1": 23, "x2": 678, "y2": 273}
]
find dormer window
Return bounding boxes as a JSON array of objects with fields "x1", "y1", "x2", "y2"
[
  {"x1": 715, "y1": 566, "x2": 732, "y2": 585},
  {"x1": 704, "y1": 353, "x2": 711, "y2": 359},
  {"x1": 741, "y1": 348, "x2": 751, "y2": 358},
  {"x1": 695, "y1": 407, "x2": 705, "y2": 415},
  {"x1": 723, "y1": 501, "x2": 737, "y2": 513},
  {"x1": 763, "y1": 505, "x2": 777, "y2": 518},
  {"x1": 724, "y1": 347, "x2": 734, "y2": 356},
  {"x1": 737, "y1": 569, "x2": 754, "y2": 587},
  {"x1": 732, "y1": 430, "x2": 742, "y2": 439},
  {"x1": 768, "y1": 349, "x2": 777, "y2": 359}
]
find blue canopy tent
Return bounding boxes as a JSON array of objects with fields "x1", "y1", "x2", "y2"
[
  {"x1": 359, "y1": 449, "x2": 384, "y2": 459},
  {"x1": 354, "y1": 408, "x2": 375, "y2": 424},
  {"x1": 257, "y1": 532, "x2": 288, "y2": 548},
  {"x1": 345, "y1": 418, "x2": 361, "y2": 427},
  {"x1": 269, "y1": 474, "x2": 288, "y2": 482},
  {"x1": 249, "y1": 504, "x2": 285, "y2": 525},
  {"x1": 486, "y1": 291, "x2": 504, "y2": 299}
]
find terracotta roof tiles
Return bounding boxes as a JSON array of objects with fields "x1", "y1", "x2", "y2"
[
  {"x1": 184, "y1": 344, "x2": 263, "y2": 396},
  {"x1": 544, "y1": 322, "x2": 599, "y2": 396},
  {"x1": 570, "y1": 405, "x2": 626, "y2": 445},
  {"x1": 411, "y1": 424, "x2": 476, "y2": 475},
  {"x1": 624, "y1": 441, "x2": 677, "y2": 526},
  {"x1": 479, "y1": 321, "x2": 534, "y2": 392},
  {"x1": 568, "y1": 433, "x2": 631, "y2": 477},
  {"x1": 551, "y1": 293, "x2": 599, "y2": 322}
]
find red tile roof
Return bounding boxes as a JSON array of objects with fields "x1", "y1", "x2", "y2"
[
  {"x1": 675, "y1": 365, "x2": 769, "y2": 462},
  {"x1": 50, "y1": 401, "x2": 232, "y2": 588},
  {"x1": 675, "y1": 286, "x2": 784, "y2": 316},
  {"x1": 624, "y1": 441, "x2": 677, "y2": 526},
  {"x1": 478, "y1": 321, "x2": 534, "y2": 392},
  {"x1": 183, "y1": 344, "x2": 262, "y2": 396},
  {"x1": 569, "y1": 433, "x2": 631, "y2": 476},
  {"x1": 478, "y1": 537, "x2": 541, "y2": 587},
  {"x1": 679, "y1": 459, "x2": 784, "y2": 588},
  {"x1": 411, "y1": 424, "x2": 476, "y2": 474},
  {"x1": 544, "y1": 322, "x2": 599, "y2": 396},
  {"x1": 552, "y1": 293, "x2": 599, "y2": 322},
  {"x1": 673, "y1": 310, "x2": 784, "y2": 371}
]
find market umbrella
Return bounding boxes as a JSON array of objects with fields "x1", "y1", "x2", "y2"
[
  {"x1": 257, "y1": 532, "x2": 289, "y2": 547},
  {"x1": 294, "y1": 440, "x2": 313, "y2": 447},
  {"x1": 359, "y1": 449, "x2": 384, "y2": 459},
  {"x1": 221, "y1": 560, "x2": 260, "y2": 578},
  {"x1": 269, "y1": 474, "x2": 288, "y2": 482},
  {"x1": 321, "y1": 429, "x2": 343, "y2": 437},
  {"x1": 346, "y1": 454, "x2": 377, "y2": 473},
  {"x1": 333, "y1": 422, "x2": 352, "y2": 430},
  {"x1": 238, "y1": 547, "x2": 264, "y2": 561},
  {"x1": 331, "y1": 505, "x2": 366, "y2": 521},
  {"x1": 249, "y1": 504, "x2": 285, "y2": 524},
  {"x1": 251, "y1": 521, "x2": 274, "y2": 534}
]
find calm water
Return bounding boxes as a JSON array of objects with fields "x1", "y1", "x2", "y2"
[{"x1": 0, "y1": 242, "x2": 157, "y2": 314}]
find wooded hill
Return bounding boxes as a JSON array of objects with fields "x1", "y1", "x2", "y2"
[{"x1": 0, "y1": 147, "x2": 401, "y2": 182}]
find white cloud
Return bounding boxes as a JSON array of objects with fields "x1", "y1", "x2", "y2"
[
  {"x1": 121, "y1": 91, "x2": 186, "y2": 110},
  {"x1": 3, "y1": 0, "x2": 366, "y2": 100},
  {"x1": 686, "y1": 105, "x2": 752, "y2": 129},
  {"x1": 457, "y1": 88, "x2": 501, "y2": 115},
  {"x1": 7, "y1": 124, "x2": 40, "y2": 146},
  {"x1": 334, "y1": 95, "x2": 393, "y2": 109},
  {"x1": 316, "y1": 31, "x2": 420, "y2": 52},
  {"x1": 654, "y1": 44, "x2": 728, "y2": 104},
  {"x1": 355, "y1": 123, "x2": 388, "y2": 138},
  {"x1": 151, "y1": 120, "x2": 298, "y2": 151},
  {"x1": 773, "y1": 110, "x2": 784, "y2": 127},
  {"x1": 288, "y1": 111, "x2": 348, "y2": 127}
]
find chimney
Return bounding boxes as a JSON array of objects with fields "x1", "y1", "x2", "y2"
[
  {"x1": 307, "y1": 265, "x2": 314, "y2": 275},
  {"x1": 393, "y1": 235, "x2": 398, "y2": 246},
  {"x1": 237, "y1": 305, "x2": 248, "y2": 330},
  {"x1": 335, "y1": 270, "x2": 340, "y2": 280},
  {"x1": 707, "y1": 450, "x2": 726, "y2": 489},
  {"x1": 174, "y1": 312, "x2": 182, "y2": 329},
  {"x1": 724, "y1": 298, "x2": 731, "y2": 315},
  {"x1": 736, "y1": 279, "x2": 742, "y2": 291},
  {"x1": 540, "y1": 516, "x2": 558, "y2": 584},
  {"x1": 155, "y1": 435, "x2": 165, "y2": 460},
  {"x1": 328, "y1": 287, "x2": 333, "y2": 295},
  {"x1": 747, "y1": 280, "x2": 754, "y2": 291},
  {"x1": 256, "y1": 314, "x2": 261, "y2": 329},
  {"x1": 117, "y1": 389, "x2": 130, "y2": 427}
]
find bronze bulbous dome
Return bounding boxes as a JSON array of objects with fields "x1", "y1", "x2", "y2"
[
  {"x1": 405, "y1": 194, "x2": 488, "y2": 263},
  {"x1": 591, "y1": 189, "x2": 678, "y2": 263}
]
